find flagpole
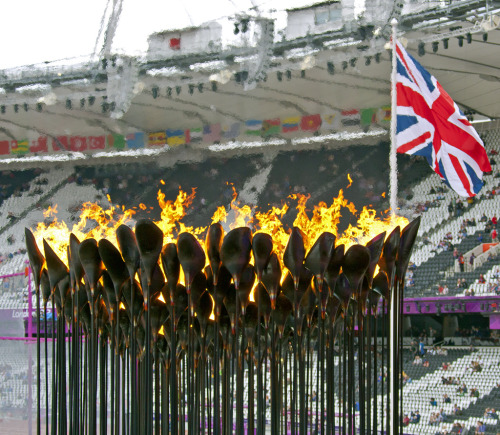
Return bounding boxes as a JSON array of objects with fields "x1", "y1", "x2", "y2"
[
  {"x1": 390, "y1": 18, "x2": 398, "y2": 216},
  {"x1": 389, "y1": 16, "x2": 399, "y2": 435}
]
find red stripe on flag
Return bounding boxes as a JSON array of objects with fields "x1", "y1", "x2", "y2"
[
  {"x1": 449, "y1": 153, "x2": 473, "y2": 197},
  {"x1": 397, "y1": 132, "x2": 431, "y2": 154}
]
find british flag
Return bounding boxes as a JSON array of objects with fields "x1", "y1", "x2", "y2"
[{"x1": 395, "y1": 40, "x2": 491, "y2": 197}]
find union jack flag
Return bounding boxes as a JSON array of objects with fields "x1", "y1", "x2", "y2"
[{"x1": 395, "y1": 40, "x2": 491, "y2": 197}]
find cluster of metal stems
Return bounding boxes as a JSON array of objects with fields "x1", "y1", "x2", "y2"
[{"x1": 25, "y1": 215, "x2": 419, "y2": 435}]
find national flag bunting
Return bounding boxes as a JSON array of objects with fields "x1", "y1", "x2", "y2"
[
  {"x1": 203, "y1": 124, "x2": 221, "y2": 143},
  {"x1": 282, "y1": 117, "x2": 300, "y2": 133},
  {"x1": 321, "y1": 112, "x2": 340, "y2": 131},
  {"x1": 126, "y1": 132, "x2": 145, "y2": 149},
  {"x1": 341, "y1": 110, "x2": 360, "y2": 126},
  {"x1": 11, "y1": 139, "x2": 29, "y2": 155},
  {"x1": 30, "y1": 137, "x2": 48, "y2": 153},
  {"x1": 189, "y1": 127, "x2": 203, "y2": 143},
  {"x1": 70, "y1": 136, "x2": 88, "y2": 152},
  {"x1": 300, "y1": 114, "x2": 321, "y2": 132},
  {"x1": 107, "y1": 134, "x2": 126, "y2": 150},
  {"x1": 245, "y1": 120, "x2": 262, "y2": 136},
  {"x1": 395, "y1": 40, "x2": 491, "y2": 197},
  {"x1": 166, "y1": 129, "x2": 187, "y2": 146},
  {"x1": 148, "y1": 131, "x2": 166, "y2": 147},
  {"x1": 262, "y1": 118, "x2": 280, "y2": 136},
  {"x1": 0, "y1": 141, "x2": 9, "y2": 155},
  {"x1": 88, "y1": 136, "x2": 105, "y2": 150},
  {"x1": 222, "y1": 123, "x2": 241, "y2": 139}
]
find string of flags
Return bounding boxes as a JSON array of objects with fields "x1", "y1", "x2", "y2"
[{"x1": 0, "y1": 107, "x2": 391, "y2": 157}]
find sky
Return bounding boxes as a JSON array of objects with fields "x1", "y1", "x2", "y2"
[{"x1": 0, "y1": 0, "x2": 316, "y2": 69}]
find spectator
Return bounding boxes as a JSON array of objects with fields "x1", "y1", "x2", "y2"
[
  {"x1": 403, "y1": 414, "x2": 410, "y2": 426},
  {"x1": 492, "y1": 216, "x2": 498, "y2": 227},
  {"x1": 470, "y1": 253, "x2": 476, "y2": 268},
  {"x1": 475, "y1": 421, "x2": 486, "y2": 434},
  {"x1": 430, "y1": 397, "x2": 437, "y2": 407},
  {"x1": 459, "y1": 254, "x2": 465, "y2": 272},
  {"x1": 443, "y1": 393, "x2": 451, "y2": 403},
  {"x1": 492, "y1": 228, "x2": 498, "y2": 242}
]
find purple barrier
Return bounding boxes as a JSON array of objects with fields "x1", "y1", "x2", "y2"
[{"x1": 403, "y1": 295, "x2": 500, "y2": 315}]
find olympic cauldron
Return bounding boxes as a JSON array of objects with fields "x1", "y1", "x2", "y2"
[{"x1": 25, "y1": 191, "x2": 420, "y2": 435}]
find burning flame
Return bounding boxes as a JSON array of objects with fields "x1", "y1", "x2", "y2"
[{"x1": 32, "y1": 182, "x2": 408, "y2": 270}]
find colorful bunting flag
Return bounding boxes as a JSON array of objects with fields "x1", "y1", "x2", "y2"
[
  {"x1": 148, "y1": 131, "x2": 167, "y2": 147},
  {"x1": 245, "y1": 120, "x2": 262, "y2": 136},
  {"x1": 377, "y1": 106, "x2": 391, "y2": 123},
  {"x1": 107, "y1": 133, "x2": 126, "y2": 150},
  {"x1": 0, "y1": 141, "x2": 10, "y2": 155},
  {"x1": 222, "y1": 123, "x2": 241, "y2": 139},
  {"x1": 341, "y1": 109, "x2": 360, "y2": 126},
  {"x1": 189, "y1": 127, "x2": 203, "y2": 143},
  {"x1": 11, "y1": 139, "x2": 29, "y2": 155},
  {"x1": 52, "y1": 136, "x2": 69, "y2": 152},
  {"x1": 300, "y1": 114, "x2": 321, "y2": 132},
  {"x1": 69, "y1": 136, "x2": 88, "y2": 152},
  {"x1": 88, "y1": 136, "x2": 105, "y2": 150},
  {"x1": 282, "y1": 116, "x2": 300, "y2": 133},
  {"x1": 166, "y1": 129, "x2": 187, "y2": 146},
  {"x1": 360, "y1": 108, "x2": 377, "y2": 126},
  {"x1": 126, "y1": 132, "x2": 145, "y2": 149},
  {"x1": 321, "y1": 113, "x2": 340, "y2": 131},
  {"x1": 262, "y1": 118, "x2": 281, "y2": 136},
  {"x1": 203, "y1": 124, "x2": 221, "y2": 143},
  {"x1": 30, "y1": 137, "x2": 48, "y2": 153}
]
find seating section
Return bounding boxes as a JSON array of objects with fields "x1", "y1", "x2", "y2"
[{"x1": 401, "y1": 347, "x2": 500, "y2": 434}]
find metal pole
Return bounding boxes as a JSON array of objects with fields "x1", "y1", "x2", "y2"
[
  {"x1": 390, "y1": 17, "x2": 399, "y2": 435},
  {"x1": 390, "y1": 18, "x2": 399, "y2": 215}
]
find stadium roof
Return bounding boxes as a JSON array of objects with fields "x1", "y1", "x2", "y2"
[{"x1": 0, "y1": 0, "x2": 499, "y2": 166}]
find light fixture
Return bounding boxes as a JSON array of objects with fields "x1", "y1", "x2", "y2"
[
  {"x1": 466, "y1": 33, "x2": 472, "y2": 44},
  {"x1": 66, "y1": 99, "x2": 72, "y2": 109},
  {"x1": 176, "y1": 86, "x2": 181, "y2": 95},
  {"x1": 375, "y1": 53, "x2": 381, "y2": 63},
  {"x1": 1, "y1": 105, "x2": 5, "y2": 114},
  {"x1": 198, "y1": 83, "x2": 203, "y2": 93},
  {"x1": 418, "y1": 42, "x2": 425, "y2": 56},
  {"x1": 286, "y1": 70, "x2": 291, "y2": 80},
  {"x1": 483, "y1": 33, "x2": 488, "y2": 42},
  {"x1": 350, "y1": 58, "x2": 357, "y2": 67},
  {"x1": 327, "y1": 62, "x2": 335, "y2": 74},
  {"x1": 443, "y1": 38, "x2": 449, "y2": 49},
  {"x1": 36, "y1": 103, "x2": 42, "y2": 112},
  {"x1": 14, "y1": 104, "x2": 19, "y2": 113},
  {"x1": 23, "y1": 103, "x2": 29, "y2": 112},
  {"x1": 88, "y1": 96, "x2": 96, "y2": 106},
  {"x1": 152, "y1": 86, "x2": 159, "y2": 99},
  {"x1": 458, "y1": 36, "x2": 464, "y2": 47},
  {"x1": 166, "y1": 87, "x2": 172, "y2": 97},
  {"x1": 342, "y1": 61, "x2": 348, "y2": 71},
  {"x1": 432, "y1": 41, "x2": 439, "y2": 53},
  {"x1": 233, "y1": 23, "x2": 239, "y2": 35},
  {"x1": 365, "y1": 56, "x2": 371, "y2": 66},
  {"x1": 188, "y1": 84, "x2": 195, "y2": 95},
  {"x1": 80, "y1": 98, "x2": 85, "y2": 108},
  {"x1": 277, "y1": 71, "x2": 282, "y2": 81},
  {"x1": 241, "y1": 18, "x2": 249, "y2": 33},
  {"x1": 300, "y1": 70, "x2": 306, "y2": 78},
  {"x1": 211, "y1": 82, "x2": 217, "y2": 92}
]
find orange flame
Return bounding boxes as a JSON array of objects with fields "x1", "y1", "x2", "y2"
[{"x1": 32, "y1": 182, "x2": 408, "y2": 271}]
